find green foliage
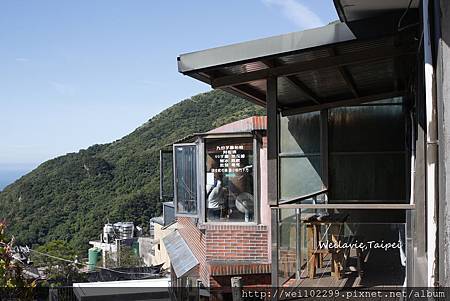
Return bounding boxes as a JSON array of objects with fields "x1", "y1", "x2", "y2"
[
  {"x1": 0, "y1": 90, "x2": 265, "y2": 252},
  {"x1": 105, "y1": 245, "x2": 143, "y2": 268},
  {"x1": 32, "y1": 240, "x2": 85, "y2": 287},
  {"x1": 0, "y1": 221, "x2": 35, "y2": 296}
]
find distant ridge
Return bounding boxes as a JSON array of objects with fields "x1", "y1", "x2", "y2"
[{"x1": 0, "y1": 90, "x2": 265, "y2": 251}]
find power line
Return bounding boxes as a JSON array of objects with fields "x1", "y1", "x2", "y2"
[
  {"x1": 31, "y1": 249, "x2": 157, "y2": 276},
  {"x1": 7, "y1": 246, "x2": 160, "y2": 278}
]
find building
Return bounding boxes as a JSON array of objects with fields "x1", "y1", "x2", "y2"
[
  {"x1": 73, "y1": 277, "x2": 170, "y2": 301},
  {"x1": 178, "y1": 0, "x2": 450, "y2": 292},
  {"x1": 88, "y1": 222, "x2": 136, "y2": 268},
  {"x1": 149, "y1": 202, "x2": 176, "y2": 269},
  {"x1": 160, "y1": 116, "x2": 271, "y2": 299}
]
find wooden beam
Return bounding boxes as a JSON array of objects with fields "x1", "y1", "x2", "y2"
[
  {"x1": 224, "y1": 85, "x2": 266, "y2": 107},
  {"x1": 210, "y1": 69, "x2": 267, "y2": 106},
  {"x1": 211, "y1": 46, "x2": 414, "y2": 89},
  {"x1": 320, "y1": 110, "x2": 329, "y2": 190},
  {"x1": 271, "y1": 209, "x2": 279, "y2": 288},
  {"x1": 263, "y1": 60, "x2": 321, "y2": 104},
  {"x1": 279, "y1": 189, "x2": 328, "y2": 204},
  {"x1": 328, "y1": 48, "x2": 359, "y2": 97},
  {"x1": 277, "y1": 203, "x2": 415, "y2": 209},
  {"x1": 286, "y1": 75, "x2": 321, "y2": 104},
  {"x1": 266, "y1": 76, "x2": 279, "y2": 206},
  {"x1": 281, "y1": 91, "x2": 406, "y2": 116}
]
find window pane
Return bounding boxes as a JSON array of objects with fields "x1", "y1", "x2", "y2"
[
  {"x1": 329, "y1": 104, "x2": 405, "y2": 152},
  {"x1": 161, "y1": 151, "x2": 173, "y2": 201},
  {"x1": 174, "y1": 145, "x2": 197, "y2": 215},
  {"x1": 329, "y1": 153, "x2": 406, "y2": 202},
  {"x1": 280, "y1": 111, "x2": 320, "y2": 154},
  {"x1": 278, "y1": 208, "x2": 408, "y2": 288},
  {"x1": 280, "y1": 156, "x2": 323, "y2": 200},
  {"x1": 278, "y1": 208, "x2": 297, "y2": 284},
  {"x1": 205, "y1": 137, "x2": 254, "y2": 222}
]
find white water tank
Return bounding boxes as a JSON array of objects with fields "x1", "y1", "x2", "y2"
[
  {"x1": 103, "y1": 224, "x2": 114, "y2": 243},
  {"x1": 113, "y1": 222, "x2": 134, "y2": 240}
]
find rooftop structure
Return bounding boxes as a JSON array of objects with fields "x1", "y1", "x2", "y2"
[
  {"x1": 159, "y1": 116, "x2": 270, "y2": 300},
  {"x1": 177, "y1": 0, "x2": 450, "y2": 295}
]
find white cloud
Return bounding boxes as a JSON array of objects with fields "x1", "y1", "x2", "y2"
[
  {"x1": 262, "y1": 0, "x2": 324, "y2": 29},
  {"x1": 49, "y1": 81, "x2": 75, "y2": 96}
]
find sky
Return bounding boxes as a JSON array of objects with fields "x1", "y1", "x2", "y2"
[{"x1": 0, "y1": 0, "x2": 338, "y2": 177}]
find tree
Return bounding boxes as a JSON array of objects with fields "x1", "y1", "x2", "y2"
[
  {"x1": 0, "y1": 221, "x2": 35, "y2": 298},
  {"x1": 32, "y1": 240, "x2": 85, "y2": 287}
]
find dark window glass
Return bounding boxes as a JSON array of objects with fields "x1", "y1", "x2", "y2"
[
  {"x1": 280, "y1": 112, "x2": 320, "y2": 154},
  {"x1": 279, "y1": 111, "x2": 323, "y2": 201},
  {"x1": 328, "y1": 101, "x2": 406, "y2": 202},
  {"x1": 174, "y1": 145, "x2": 197, "y2": 215},
  {"x1": 205, "y1": 137, "x2": 254, "y2": 222},
  {"x1": 161, "y1": 151, "x2": 174, "y2": 201}
]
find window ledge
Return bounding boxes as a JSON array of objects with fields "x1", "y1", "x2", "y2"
[{"x1": 198, "y1": 223, "x2": 267, "y2": 231}]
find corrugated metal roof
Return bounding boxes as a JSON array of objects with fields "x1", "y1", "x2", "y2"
[
  {"x1": 162, "y1": 230, "x2": 198, "y2": 278},
  {"x1": 178, "y1": 9, "x2": 420, "y2": 115},
  {"x1": 178, "y1": 15, "x2": 418, "y2": 113},
  {"x1": 162, "y1": 116, "x2": 267, "y2": 148},
  {"x1": 178, "y1": 22, "x2": 355, "y2": 73},
  {"x1": 207, "y1": 116, "x2": 267, "y2": 134}
]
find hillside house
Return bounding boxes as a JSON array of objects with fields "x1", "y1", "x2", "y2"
[
  {"x1": 177, "y1": 0, "x2": 450, "y2": 294},
  {"x1": 160, "y1": 116, "x2": 271, "y2": 300}
]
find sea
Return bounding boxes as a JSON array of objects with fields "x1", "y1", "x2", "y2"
[{"x1": 0, "y1": 165, "x2": 35, "y2": 191}]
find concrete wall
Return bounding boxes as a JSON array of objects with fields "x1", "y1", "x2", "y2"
[
  {"x1": 137, "y1": 237, "x2": 152, "y2": 266},
  {"x1": 438, "y1": 0, "x2": 450, "y2": 287},
  {"x1": 151, "y1": 222, "x2": 175, "y2": 270}
]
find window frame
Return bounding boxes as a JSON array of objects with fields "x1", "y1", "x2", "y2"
[
  {"x1": 173, "y1": 142, "x2": 199, "y2": 217},
  {"x1": 201, "y1": 133, "x2": 261, "y2": 224},
  {"x1": 278, "y1": 110, "x2": 328, "y2": 204},
  {"x1": 278, "y1": 98, "x2": 410, "y2": 206}
]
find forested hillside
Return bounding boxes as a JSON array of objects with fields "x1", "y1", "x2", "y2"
[{"x1": 0, "y1": 90, "x2": 264, "y2": 251}]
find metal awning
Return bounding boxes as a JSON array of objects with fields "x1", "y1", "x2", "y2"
[
  {"x1": 334, "y1": 0, "x2": 419, "y2": 22},
  {"x1": 178, "y1": 22, "x2": 355, "y2": 73},
  {"x1": 178, "y1": 17, "x2": 418, "y2": 114},
  {"x1": 162, "y1": 230, "x2": 198, "y2": 278}
]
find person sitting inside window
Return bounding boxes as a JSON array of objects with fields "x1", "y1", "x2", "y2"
[{"x1": 207, "y1": 176, "x2": 225, "y2": 220}]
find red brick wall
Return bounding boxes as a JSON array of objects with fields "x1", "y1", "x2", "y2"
[
  {"x1": 279, "y1": 248, "x2": 296, "y2": 282},
  {"x1": 177, "y1": 219, "x2": 271, "y2": 287},
  {"x1": 202, "y1": 224, "x2": 269, "y2": 262},
  {"x1": 177, "y1": 217, "x2": 209, "y2": 285}
]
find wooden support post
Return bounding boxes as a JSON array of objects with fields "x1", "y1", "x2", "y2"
[
  {"x1": 306, "y1": 225, "x2": 316, "y2": 279},
  {"x1": 330, "y1": 224, "x2": 343, "y2": 280},
  {"x1": 231, "y1": 277, "x2": 242, "y2": 301},
  {"x1": 267, "y1": 76, "x2": 279, "y2": 206}
]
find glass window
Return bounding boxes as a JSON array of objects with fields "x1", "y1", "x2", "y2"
[
  {"x1": 205, "y1": 137, "x2": 254, "y2": 222},
  {"x1": 328, "y1": 101, "x2": 406, "y2": 202},
  {"x1": 329, "y1": 153, "x2": 406, "y2": 201},
  {"x1": 279, "y1": 111, "x2": 324, "y2": 201},
  {"x1": 277, "y1": 208, "x2": 408, "y2": 288},
  {"x1": 280, "y1": 112, "x2": 320, "y2": 154},
  {"x1": 278, "y1": 208, "x2": 297, "y2": 284},
  {"x1": 280, "y1": 156, "x2": 322, "y2": 200},
  {"x1": 160, "y1": 150, "x2": 174, "y2": 202},
  {"x1": 174, "y1": 144, "x2": 197, "y2": 215}
]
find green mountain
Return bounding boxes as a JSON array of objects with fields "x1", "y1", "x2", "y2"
[{"x1": 0, "y1": 90, "x2": 264, "y2": 251}]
